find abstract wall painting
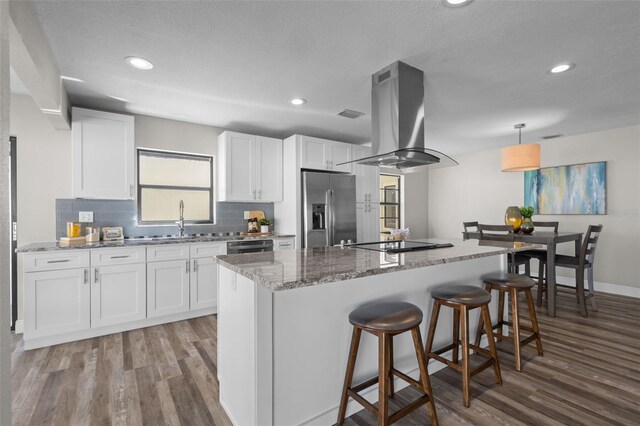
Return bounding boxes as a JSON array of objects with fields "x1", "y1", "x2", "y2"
[{"x1": 524, "y1": 161, "x2": 606, "y2": 215}]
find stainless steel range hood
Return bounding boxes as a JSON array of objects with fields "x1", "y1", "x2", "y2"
[{"x1": 339, "y1": 61, "x2": 457, "y2": 171}]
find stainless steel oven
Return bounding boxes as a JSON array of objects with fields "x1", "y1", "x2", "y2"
[{"x1": 227, "y1": 239, "x2": 273, "y2": 254}]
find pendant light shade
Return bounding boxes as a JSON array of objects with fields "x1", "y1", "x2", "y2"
[{"x1": 501, "y1": 123, "x2": 540, "y2": 172}]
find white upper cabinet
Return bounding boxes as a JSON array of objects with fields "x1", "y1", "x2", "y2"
[
  {"x1": 299, "y1": 135, "x2": 352, "y2": 173},
  {"x1": 218, "y1": 131, "x2": 282, "y2": 202},
  {"x1": 352, "y1": 145, "x2": 380, "y2": 204},
  {"x1": 72, "y1": 107, "x2": 134, "y2": 199}
]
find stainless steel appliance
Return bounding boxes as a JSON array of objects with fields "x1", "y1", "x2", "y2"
[
  {"x1": 350, "y1": 240, "x2": 453, "y2": 253},
  {"x1": 227, "y1": 239, "x2": 274, "y2": 254},
  {"x1": 302, "y1": 171, "x2": 357, "y2": 248},
  {"x1": 338, "y1": 61, "x2": 458, "y2": 171}
]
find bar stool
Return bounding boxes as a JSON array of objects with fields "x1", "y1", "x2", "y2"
[
  {"x1": 474, "y1": 273, "x2": 543, "y2": 372},
  {"x1": 337, "y1": 301, "x2": 438, "y2": 426},
  {"x1": 424, "y1": 285, "x2": 502, "y2": 408}
]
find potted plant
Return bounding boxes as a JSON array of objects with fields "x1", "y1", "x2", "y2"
[
  {"x1": 258, "y1": 217, "x2": 273, "y2": 233},
  {"x1": 520, "y1": 206, "x2": 535, "y2": 234}
]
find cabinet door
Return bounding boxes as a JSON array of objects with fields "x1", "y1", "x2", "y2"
[
  {"x1": 300, "y1": 136, "x2": 330, "y2": 170},
  {"x1": 218, "y1": 132, "x2": 256, "y2": 201},
  {"x1": 368, "y1": 166, "x2": 381, "y2": 204},
  {"x1": 91, "y1": 264, "x2": 146, "y2": 327},
  {"x1": 190, "y1": 257, "x2": 218, "y2": 310},
  {"x1": 255, "y1": 136, "x2": 283, "y2": 202},
  {"x1": 24, "y1": 269, "x2": 90, "y2": 339},
  {"x1": 72, "y1": 107, "x2": 134, "y2": 199},
  {"x1": 147, "y1": 260, "x2": 190, "y2": 317},
  {"x1": 356, "y1": 205, "x2": 366, "y2": 244},
  {"x1": 367, "y1": 203, "x2": 381, "y2": 242},
  {"x1": 352, "y1": 145, "x2": 371, "y2": 203},
  {"x1": 331, "y1": 142, "x2": 352, "y2": 173}
]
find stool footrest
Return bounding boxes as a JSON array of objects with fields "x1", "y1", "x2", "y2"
[
  {"x1": 346, "y1": 389, "x2": 377, "y2": 417},
  {"x1": 389, "y1": 395, "x2": 431, "y2": 424},
  {"x1": 351, "y1": 377, "x2": 379, "y2": 393},
  {"x1": 429, "y1": 352, "x2": 460, "y2": 370},
  {"x1": 392, "y1": 368, "x2": 424, "y2": 392},
  {"x1": 432, "y1": 342, "x2": 456, "y2": 355},
  {"x1": 470, "y1": 358, "x2": 496, "y2": 377}
]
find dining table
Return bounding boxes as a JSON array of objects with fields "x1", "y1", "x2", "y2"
[{"x1": 463, "y1": 230, "x2": 584, "y2": 317}]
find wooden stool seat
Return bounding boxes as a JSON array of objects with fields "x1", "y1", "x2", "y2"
[
  {"x1": 475, "y1": 272, "x2": 543, "y2": 372},
  {"x1": 431, "y1": 285, "x2": 491, "y2": 306},
  {"x1": 338, "y1": 302, "x2": 438, "y2": 426},
  {"x1": 481, "y1": 272, "x2": 535, "y2": 289},
  {"x1": 425, "y1": 286, "x2": 502, "y2": 408},
  {"x1": 349, "y1": 301, "x2": 423, "y2": 332}
]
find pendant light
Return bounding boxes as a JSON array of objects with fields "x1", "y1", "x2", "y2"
[{"x1": 501, "y1": 123, "x2": 540, "y2": 172}]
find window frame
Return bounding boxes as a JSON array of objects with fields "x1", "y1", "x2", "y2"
[
  {"x1": 379, "y1": 173, "x2": 402, "y2": 232},
  {"x1": 136, "y1": 148, "x2": 214, "y2": 225}
]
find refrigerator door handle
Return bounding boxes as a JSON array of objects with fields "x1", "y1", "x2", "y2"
[{"x1": 326, "y1": 189, "x2": 334, "y2": 246}]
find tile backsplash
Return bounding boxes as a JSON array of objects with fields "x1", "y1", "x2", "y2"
[{"x1": 55, "y1": 199, "x2": 274, "y2": 239}]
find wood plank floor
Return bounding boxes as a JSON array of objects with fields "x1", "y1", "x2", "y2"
[{"x1": 11, "y1": 289, "x2": 640, "y2": 425}]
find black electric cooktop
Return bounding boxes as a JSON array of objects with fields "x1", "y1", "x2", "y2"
[{"x1": 351, "y1": 240, "x2": 454, "y2": 253}]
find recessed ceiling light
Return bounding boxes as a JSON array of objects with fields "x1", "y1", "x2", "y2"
[
  {"x1": 61, "y1": 76, "x2": 84, "y2": 83},
  {"x1": 290, "y1": 98, "x2": 306, "y2": 105},
  {"x1": 108, "y1": 95, "x2": 130, "y2": 102},
  {"x1": 549, "y1": 63, "x2": 574, "y2": 74},
  {"x1": 444, "y1": 0, "x2": 474, "y2": 7},
  {"x1": 125, "y1": 56, "x2": 154, "y2": 70}
]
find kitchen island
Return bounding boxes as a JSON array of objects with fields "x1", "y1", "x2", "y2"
[{"x1": 216, "y1": 239, "x2": 538, "y2": 426}]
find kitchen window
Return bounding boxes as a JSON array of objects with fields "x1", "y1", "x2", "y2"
[
  {"x1": 380, "y1": 174, "x2": 401, "y2": 233},
  {"x1": 137, "y1": 149, "x2": 213, "y2": 224}
]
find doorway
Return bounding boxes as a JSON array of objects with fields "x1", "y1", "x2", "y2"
[{"x1": 10, "y1": 136, "x2": 17, "y2": 330}]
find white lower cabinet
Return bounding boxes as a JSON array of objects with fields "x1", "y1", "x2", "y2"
[
  {"x1": 357, "y1": 203, "x2": 380, "y2": 243},
  {"x1": 147, "y1": 259, "x2": 191, "y2": 317},
  {"x1": 24, "y1": 268, "x2": 90, "y2": 339},
  {"x1": 91, "y1": 263, "x2": 146, "y2": 327},
  {"x1": 190, "y1": 257, "x2": 218, "y2": 310}
]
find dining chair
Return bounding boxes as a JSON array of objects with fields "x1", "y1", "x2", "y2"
[
  {"x1": 477, "y1": 224, "x2": 530, "y2": 274},
  {"x1": 519, "y1": 221, "x2": 560, "y2": 288},
  {"x1": 538, "y1": 225, "x2": 603, "y2": 317},
  {"x1": 462, "y1": 221, "x2": 478, "y2": 240}
]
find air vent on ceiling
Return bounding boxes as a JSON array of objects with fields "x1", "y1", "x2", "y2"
[
  {"x1": 337, "y1": 109, "x2": 365, "y2": 119},
  {"x1": 541, "y1": 134, "x2": 564, "y2": 140}
]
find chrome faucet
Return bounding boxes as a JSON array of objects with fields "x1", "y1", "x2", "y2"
[{"x1": 176, "y1": 200, "x2": 185, "y2": 237}]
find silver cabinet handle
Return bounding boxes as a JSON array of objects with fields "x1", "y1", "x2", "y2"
[
  {"x1": 94, "y1": 268, "x2": 99, "y2": 283},
  {"x1": 47, "y1": 259, "x2": 70, "y2": 263},
  {"x1": 193, "y1": 260, "x2": 198, "y2": 272},
  {"x1": 325, "y1": 160, "x2": 329, "y2": 169},
  {"x1": 84, "y1": 269, "x2": 88, "y2": 284},
  {"x1": 329, "y1": 160, "x2": 333, "y2": 169},
  {"x1": 258, "y1": 189, "x2": 262, "y2": 200},
  {"x1": 110, "y1": 255, "x2": 130, "y2": 259}
]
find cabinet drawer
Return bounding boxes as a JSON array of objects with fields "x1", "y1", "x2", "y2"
[
  {"x1": 23, "y1": 251, "x2": 90, "y2": 272},
  {"x1": 274, "y1": 238, "x2": 295, "y2": 251},
  {"x1": 90, "y1": 247, "x2": 146, "y2": 266},
  {"x1": 190, "y1": 242, "x2": 227, "y2": 258},
  {"x1": 147, "y1": 244, "x2": 190, "y2": 261}
]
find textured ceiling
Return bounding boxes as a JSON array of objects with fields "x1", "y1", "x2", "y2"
[{"x1": 26, "y1": 0, "x2": 640, "y2": 155}]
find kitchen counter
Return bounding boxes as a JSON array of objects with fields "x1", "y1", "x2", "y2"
[
  {"x1": 16, "y1": 233, "x2": 295, "y2": 253},
  {"x1": 216, "y1": 238, "x2": 540, "y2": 425},
  {"x1": 216, "y1": 238, "x2": 539, "y2": 291}
]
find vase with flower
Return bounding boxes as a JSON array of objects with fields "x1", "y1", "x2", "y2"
[{"x1": 520, "y1": 206, "x2": 535, "y2": 234}]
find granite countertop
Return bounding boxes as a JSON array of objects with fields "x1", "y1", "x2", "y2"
[
  {"x1": 216, "y1": 238, "x2": 541, "y2": 292},
  {"x1": 17, "y1": 234, "x2": 296, "y2": 253}
]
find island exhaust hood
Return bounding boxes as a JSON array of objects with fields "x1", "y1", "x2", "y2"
[{"x1": 338, "y1": 61, "x2": 457, "y2": 171}]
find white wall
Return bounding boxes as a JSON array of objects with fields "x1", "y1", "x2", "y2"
[{"x1": 427, "y1": 125, "x2": 640, "y2": 291}]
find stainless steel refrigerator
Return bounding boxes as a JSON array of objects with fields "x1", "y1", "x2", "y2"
[{"x1": 302, "y1": 171, "x2": 357, "y2": 248}]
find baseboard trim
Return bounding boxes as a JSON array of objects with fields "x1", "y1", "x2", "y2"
[
  {"x1": 555, "y1": 276, "x2": 640, "y2": 298},
  {"x1": 14, "y1": 319, "x2": 24, "y2": 334}
]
